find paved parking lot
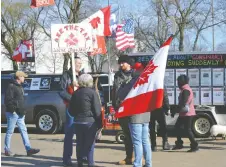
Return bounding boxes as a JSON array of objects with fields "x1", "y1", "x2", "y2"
[{"x1": 1, "y1": 127, "x2": 226, "y2": 167}]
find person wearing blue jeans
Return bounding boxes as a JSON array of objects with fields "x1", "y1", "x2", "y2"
[
  {"x1": 129, "y1": 123, "x2": 152, "y2": 167},
  {"x1": 62, "y1": 109, "x2": 75, "y2": 165},
  {"x1": 4, "y1": 71, "x2": 40, "y2": 156},
  {"x1": 117, "y1": 68, "x2": 152, "y2": 167}
]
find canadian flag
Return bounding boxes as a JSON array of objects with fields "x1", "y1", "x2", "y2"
[
  {"x1": 81, "y1": 6, "x2": 111, "y2": 55},
  {"x1": 30, "y1": 0, "x2": 55, "y2": 8},
  {"x1": 12, "y1": 40, "x2": 33, "y2": 62},
  {"x1": 115, "y1": 36, "x2": 173, "y2": 118}
]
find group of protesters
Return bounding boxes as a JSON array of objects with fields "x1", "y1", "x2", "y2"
[{"x1": 4, "y1": 55, "x2": 199, "y2": 167}]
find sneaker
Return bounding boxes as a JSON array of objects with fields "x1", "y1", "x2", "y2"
[
  {"x1": 5, "y1": 150, "x2": 15, "y2": 156},
  {"x1": 27, "y1": 148, "x2": 40, "y2": 156},
  {"x1": 187, "y1": 147, "x2": 199, "y2": 152}
]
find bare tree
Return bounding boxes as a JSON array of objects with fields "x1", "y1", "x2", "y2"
[
  {"x1": 1, "y1": 0, "x2": 43, "y2": 70},
  {"x1": 37, "y1": 0, "x2": 101, "y2": 72}
]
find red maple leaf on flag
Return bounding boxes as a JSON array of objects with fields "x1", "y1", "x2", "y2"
[
  {"x1": 133, "y1": 60, "x2": 158, "y2": 88},
  {"x1": 89, "y1": 17, "x2": 101, "y2": 29}
]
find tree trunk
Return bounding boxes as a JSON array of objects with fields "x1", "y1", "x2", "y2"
[
  {"x1": 13, "y1": 61, "x2": 18, "y2": 70},
  {"x1": 178, "y1": 27, "x2": 185, "y2": 51},
  {"x1": 63, "y1": 53, "x2": 70, "y2": 72}
]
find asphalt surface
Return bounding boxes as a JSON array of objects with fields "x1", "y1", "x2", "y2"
[{"x1": 1, "y1": 127, "x2": 226, "y2": 167}]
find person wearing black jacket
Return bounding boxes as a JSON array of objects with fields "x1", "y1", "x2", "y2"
[
  {"x1": 69, "y1": 74, "x2": 102, "y2": 167},
  {"x1": 111, "y1": 55, "x2": 135, "y2": 165},
  {"x1": 4, "y1": 71, "x2": 40, "y2": 156},
  {"x1": 149, "y1": 88, "x2": 171, "y2": 151},
  {"x1": 60, "y1": 56, "x2": 84, "y2": 166}
]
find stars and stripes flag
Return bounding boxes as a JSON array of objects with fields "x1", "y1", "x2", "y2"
[{"x1": 116, "y1": 18, "x2": 135, "y2": 51}]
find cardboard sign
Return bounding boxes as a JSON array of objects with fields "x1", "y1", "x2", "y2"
[{"x1": 51, "y1": 23, "x2": 93, "y2": 53}]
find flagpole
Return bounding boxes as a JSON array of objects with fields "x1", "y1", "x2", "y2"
[{"x1": 107, "y1": 0, "x2": 111, "y2": 104}]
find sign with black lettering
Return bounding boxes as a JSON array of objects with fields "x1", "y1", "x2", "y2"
[
  {"x1": 188, "y1": 69, "x2": 199, "y2": 86},
  {"x1": 213, "y1": 88, "x2": 224, "y2": 105},
  {"x1": 165, "y1": 69, "x2": 175, "y2": 86},
  {"x1": 212, "y1": 68, "x2": 224, "y2": 86},
  {"x1": 201, "y1": 88, "x2": 212, "y2": 105}
]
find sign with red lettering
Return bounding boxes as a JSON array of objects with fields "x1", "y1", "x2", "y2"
[{"x1": 51, "y1": 24, "x2": 93, "y2": 53}]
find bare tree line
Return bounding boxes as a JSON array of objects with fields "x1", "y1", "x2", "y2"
[{"x1": 1, "y1": 0, "x2": 226, "y2": 72}]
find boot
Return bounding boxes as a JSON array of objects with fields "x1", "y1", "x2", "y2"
[
  {"x1": 118, "y1": 157, "x2": 133, "y2": 165},
  {"x1": 172, "y1": 141, "x2": 183, "y2": 150},
  {"x1": 163, "y1": 141, "x2": 171, "y2": 150},
  {"x1": 187, "y1": 143, "x2": 199, "y2": 152}
]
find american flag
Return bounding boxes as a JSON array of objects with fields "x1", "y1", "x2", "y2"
[{"x1": 116, "y1": 18, "x2": 135, "y2": 50}]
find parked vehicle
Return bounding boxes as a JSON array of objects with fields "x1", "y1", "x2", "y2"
[
  {"x1": 1, "y1": 71, "x2": 114, "y2": 134},
  {"x1": 1, "y1": 72, "x2": 66, "y2": 134}
]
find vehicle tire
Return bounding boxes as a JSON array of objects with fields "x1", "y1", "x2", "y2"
[
  {"x1": 192, "y1": 113, "x2": 214, "y2": 138},
  {"x1": 35, "y1": 109, "x2": 59, "y2": 134},
  {"x1": 115, "y1": 131, "x2": 125, "y2": 144}
]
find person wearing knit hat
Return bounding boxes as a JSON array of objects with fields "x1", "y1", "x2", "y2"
[{"x1": 112, "y1": 54, "x2": 135, "y2": 165}]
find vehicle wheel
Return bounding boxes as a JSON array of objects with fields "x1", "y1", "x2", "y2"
[
  {"x1": 192, "y1": 113, "x2": 214, "y2": 138},
  {"x1": 115, "y1": 131, "x2": 125, "y2": 144},
  {"x1": 35, "y1": 109, "x2": 59, "y2": 134}
]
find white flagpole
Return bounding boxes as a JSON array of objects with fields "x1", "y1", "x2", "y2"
[{"x1": 71, "y1": 53, "x2": 77, "y2": 89}]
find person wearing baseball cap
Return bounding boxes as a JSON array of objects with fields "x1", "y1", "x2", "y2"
[{"x1": 4, "y1": 71, "x2": 40, "y2": 156}]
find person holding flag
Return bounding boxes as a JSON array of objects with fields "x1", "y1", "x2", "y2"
[
  {"x1": 59, "y1": 56, "x2": 85, "y2": 166},
  {"x1": 117, "y1": 65, "x2": 151, "y2": 167},
  {"x1": 115, "y1": 36, "x2": 173, "y2": 167}
]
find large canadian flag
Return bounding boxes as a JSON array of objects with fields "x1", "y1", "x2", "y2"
[
  {"x1": 81, "y1": 6, "x2": 111, "y2": 55},
  {"x1": 115, "y1": 36, "x2": 173, "y2": 118}
]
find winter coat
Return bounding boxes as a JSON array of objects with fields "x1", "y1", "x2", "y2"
[
  {"x1": 59, "y1": 69, "x2": 83, "y2": 104},
  {"x1": 112, "y1": 69, "x2": 134, "y2": 110},
  {"x1": 68, "y1": 87, "x2": 102, "y2": 128},
  {"x1": 4, "y1": 79, "x2": 25, "y2": 116}
]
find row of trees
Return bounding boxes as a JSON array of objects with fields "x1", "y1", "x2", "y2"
[{"x1": 1, "y1": 0, "x2": 226, "y2": 72}]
